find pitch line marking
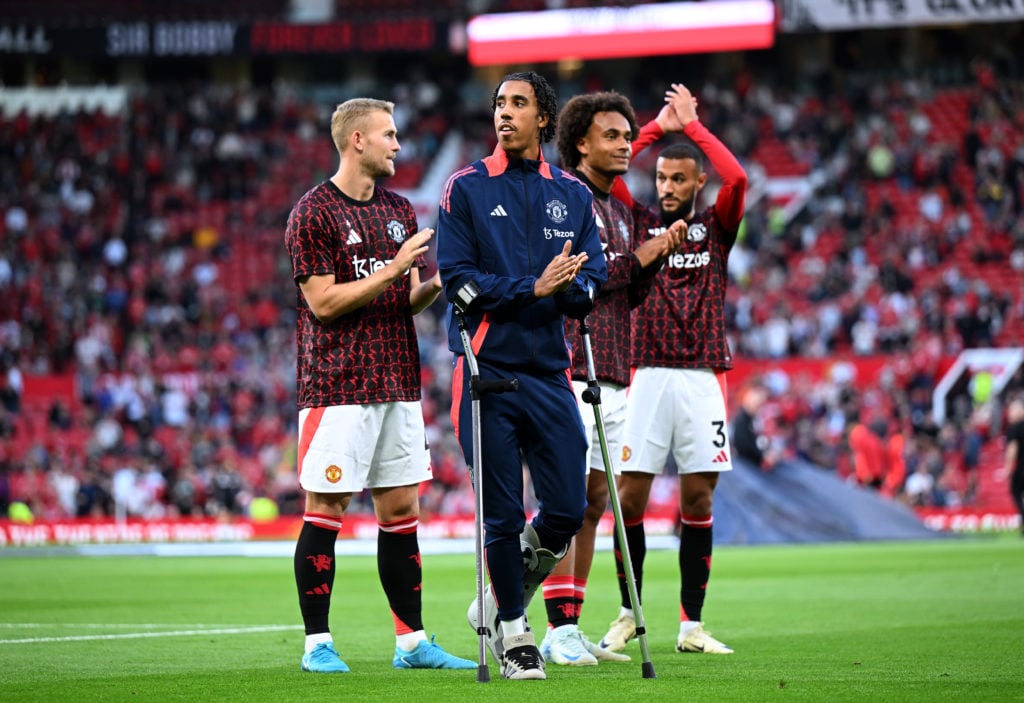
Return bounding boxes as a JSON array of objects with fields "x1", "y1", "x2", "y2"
[
  {"x1": 0, "y1": 624, "x2": 302, "y2": 645},
  {"x1": 0, "y1": 623, "x2": 269, "y2": 629}
]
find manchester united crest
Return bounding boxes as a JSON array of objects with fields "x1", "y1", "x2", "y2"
[
  {"x1": 325, "y1": 465, "x2": 343, "y2": 483},
  {"x1": 386, "y1": 219, "x2": 406, "y2": 243},
  {"x1": 621, "y1": 446, "x2": 632, "y2": 463},
  {"x1": 545, "y1": 199, "x2": 568, "y2": 224}
]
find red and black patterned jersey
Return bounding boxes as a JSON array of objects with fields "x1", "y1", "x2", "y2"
[
  {"x1": 630, "y1": 120, "x2": 747, "y2": 371},
  {"x1": 569, "y1": 173, "x2": 653, "y2": 387},
  {"x1": 285, "y1": 180, "x2": 423, "y2": 409}
]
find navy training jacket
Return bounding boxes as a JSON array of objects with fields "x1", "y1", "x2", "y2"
[{"x1": 437, "y1": 145, "x2": 608, "y2": 373}]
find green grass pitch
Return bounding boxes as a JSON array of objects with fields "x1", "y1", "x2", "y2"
[{"x1": 1, "y1": 536, "x2": 1022, "y2": 702}]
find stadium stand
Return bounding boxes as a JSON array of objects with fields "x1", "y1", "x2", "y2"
[{"x1": 1, "y1": 11, "x2": 1022, "y2": 532}]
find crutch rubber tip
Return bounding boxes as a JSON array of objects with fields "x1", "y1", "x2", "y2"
[
  {"x1": 641, "y1": 662, "x2": 657, "y2": 679},
  {"x1": 477, "y1": 664, "x2": 491, "y2": 683}
]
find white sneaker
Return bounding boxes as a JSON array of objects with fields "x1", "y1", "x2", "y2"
[
  {"x1": 580, "y1": 629, "x2": 631, "y2": 662},
  {"x1": 676, "y1": 622, "x2": 733, "y2": 654},
  {"x1": 598, "y1": 614, "x2": 636, "y2": 652},
  {"x1": 539, "y1": 625, "x2": 598, "y2": 666},
  {"x1": 501, "y1": 632, "x2": 546, "y2": 680}
]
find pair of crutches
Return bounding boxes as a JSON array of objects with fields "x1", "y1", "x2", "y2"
[{"x1": 453, "y1": 279, "x2": 654, "y2": 681}]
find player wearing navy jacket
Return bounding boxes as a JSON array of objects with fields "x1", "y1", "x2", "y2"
[{"x1": 437, "y1": 71, "x2": 607, "y2": 680}]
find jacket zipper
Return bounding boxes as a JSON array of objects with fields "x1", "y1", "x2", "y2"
[{"x1": 522, "y1": 167, "x2": 536, "y2": 363}]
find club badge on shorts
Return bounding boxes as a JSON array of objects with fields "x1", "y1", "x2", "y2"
[
  {"x1": 621, "y1": 446, "x2": 632, "y2": 463},
  {"x1": 325, "y1": 465, "x2": 343, "y2": 483}
]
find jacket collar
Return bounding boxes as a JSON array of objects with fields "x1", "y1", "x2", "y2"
[{"x1": 483, "y1": 144, "x2": 553, "y2": 179}]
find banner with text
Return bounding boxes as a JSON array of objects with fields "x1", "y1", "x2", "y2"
[
  {"x1": 0, "y1": 513, "x2": 680, "y2": 547},
  {"x1": 0, "y1": 19, "x2": 448, "y2": 57},
  {"x1": 780, "y1": 0, "x2": 1024, "y2": 32}
]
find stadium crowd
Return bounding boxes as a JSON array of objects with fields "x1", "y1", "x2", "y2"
[{"x1": 1, "y1": 59, "x2": 1022, "y2": 522}]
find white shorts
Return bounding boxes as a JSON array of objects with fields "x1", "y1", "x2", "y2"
[
  {"x1": 619, "y1": 367, "x2": 733, "y2": 475},
  {"x1": 573, "y1": 380, "x2": 628, "y2": 474},
  {"x1": 297, "y1": 401, "x2": 431, "y2": 493}
]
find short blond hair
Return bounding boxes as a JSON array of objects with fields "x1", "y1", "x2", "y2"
[{"x1": 330, "y1": 98, "x2": 394, "y2": 155}]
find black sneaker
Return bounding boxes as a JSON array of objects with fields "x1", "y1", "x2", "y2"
[{"x1": 500, "y1": 632, "x2": 546, "y2": 680}]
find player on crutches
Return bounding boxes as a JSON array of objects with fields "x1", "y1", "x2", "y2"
[{"x1": 436, "y1": 71, "x2": 608, "y2": 681}]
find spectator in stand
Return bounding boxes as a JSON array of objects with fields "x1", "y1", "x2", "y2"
[
  {"x1": 882, "y1": 423, "x2": 907, "y2": 500},
  {"x1": 999, "y1": 397, "x2": 1024, "y2": 536},
  {"x1": 847, "y1": 413, "x2": 887, "y2": 490},
  {"x1": 0, "y1": 462, "x2": 10, "y2": 515},
  {"x1": 904, "y1": 454, "x2": 937, "y2": 507},
  {"x1": 284, "y1": 97, "x2": 473, "y2": 674},
  {"x1": 730, "y1": 382, "x2": 779, "y2": 471},
  {"x1": 848, "y1": 412, "x2": 906, "y2": 498}
]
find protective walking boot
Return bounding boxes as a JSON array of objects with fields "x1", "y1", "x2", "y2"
[
  {"x1": 467, "y1": 524, "x2": 566, "y2": 665},
  {"x1": 467, "y1": 586, "x2": 511, "y2": 665},
  {"x1": 520, "y1": 524, "x2": 567, "y2": 609}
]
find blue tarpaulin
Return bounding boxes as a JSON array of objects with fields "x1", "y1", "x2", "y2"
[{"x1": 712, "y1": 458, "x2": 941, "y2": 544}]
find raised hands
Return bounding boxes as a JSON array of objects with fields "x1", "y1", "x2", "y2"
[
  {"x1": 654, "y1": 101, "x2": 686, "y2": 134},
  {"x1": 665, "y1": 83, "x2": 699, "y2": 127},
  {"x1": 534, "y1": 240, "x2": 589, "y2": 298}
]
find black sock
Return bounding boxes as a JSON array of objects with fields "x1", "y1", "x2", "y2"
[
  {"x1": 543, "y1": 575, "x2": 578, "y2": 629},
  {"x1": 377, "y1": 520, "x2": 424, "y2": 634},
  {"x1": 679, "y1": 518, "x2": 713, "y2": 622},
  {"x1": 613, "y1": 518, "x2": 645, "y2": 610},
  {"x1": 294, "y1": 520, "x2": 338, "y2": 635}
]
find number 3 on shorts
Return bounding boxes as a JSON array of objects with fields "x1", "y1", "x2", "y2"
[{"x1": 711, "y1": 420, "x2": 726, "y2": 448}]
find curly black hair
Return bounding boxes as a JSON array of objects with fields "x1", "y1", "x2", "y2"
[
  {"x1": 555, "y1": 91, "x2": 639, "y2": 170},
  {"x1": 490, "y1": 71, "x2": 558, "y2": 144}
]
